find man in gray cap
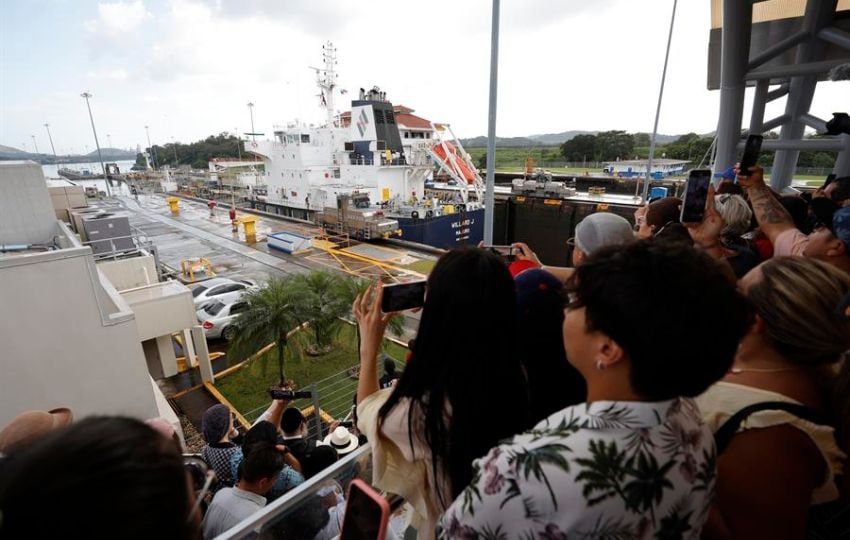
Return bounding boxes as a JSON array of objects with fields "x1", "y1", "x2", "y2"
[{"x1": 513, "y1": 212, "x2": 634, "y2": 282}]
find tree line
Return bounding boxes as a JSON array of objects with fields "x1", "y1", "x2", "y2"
[
  {"x1": 145, "y1": 132, "x2": 245, "y2": 169},
  {"x1": 559, "y1": 130, "x2": 836, "y2": 168}
]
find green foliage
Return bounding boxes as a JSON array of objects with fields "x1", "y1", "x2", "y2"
[
  {"x1": 478, "y1": 151, "x2": 488, "y2": 169},
  {"x1": 560, "y1": 131, "x2": 636, "y2": 162},
  {"x1": 227, "y1": 275, "x2": 310, "y2": 385},
  {"x1": 148, "y1": 131, "x2": 247, "y2": 169},
  {"x1": 660, "y1": 133, "x2": 713, "y2": 164},
  {"x1": 632, "y1": 132, "x2": 652, "y2": 147},
  {"x1": 290, "y1": 271, "x2": 351, "y2": 349},
  {"x1": 134, "y1": 152, "x2": 147, "y2": 169},
  {"x1": 595, "y1": 131, "x2": 635, "y2": 161},
  {"x1": 217, "y1": 323, "x2": 408, "y2": 416},
  {"x1": 560, "y1": 134, "x2": 598, "y2": 162}
]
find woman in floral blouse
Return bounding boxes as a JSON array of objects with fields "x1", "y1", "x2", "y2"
[{"x1": 439, "y1": 240, "x2": 752, "y2": 539}]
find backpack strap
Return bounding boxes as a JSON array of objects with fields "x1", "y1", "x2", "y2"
[{"x1": 714, "y1": 401, "x2": 831, "y2": 455}]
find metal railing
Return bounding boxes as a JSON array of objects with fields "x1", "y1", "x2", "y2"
[
  {"x1": 215, "y1": 444, "x2": 373, "y2": 539},
  {"x1": 242, "y1": 353, "x2": 405, "y2": 442}
]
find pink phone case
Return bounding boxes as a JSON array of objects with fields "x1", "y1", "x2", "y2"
[{"x1": 341, "y1": 479, "x2": 390, "y2": 540}]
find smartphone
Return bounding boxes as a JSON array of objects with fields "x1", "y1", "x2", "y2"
[
  {"x1": 681, "y1": 169, "x2": 712, "y2": 223},
  {"x1": 340, "y1": 479, "x2": 390, "y2": 540},
  {"x1": 483, "y1": 245, "x2": 516, "y2": 263},
  {"x1": 824, "y1": 173, "x2": 837, "y2": 189},
  {"x1": 381, "y1": 281, "x2": 426, "y2": 313},
  {"x1": 738, "y1": 134, "x2": 763, "y2": 177}
]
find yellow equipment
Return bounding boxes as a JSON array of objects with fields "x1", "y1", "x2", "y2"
[
  {"x1": 166, "y1": 196, "x2": 180, "y2": 214},
  {"x1": 180, "y1": 258, "x2": 215, "y2": 282},
  {"x1": 238, "y1": 216, "x2": 258, "y2": 237}
]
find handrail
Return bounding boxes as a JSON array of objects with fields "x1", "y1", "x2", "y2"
[{"x1": 215, "y1": 443, "x2": 373, "y2": 539}]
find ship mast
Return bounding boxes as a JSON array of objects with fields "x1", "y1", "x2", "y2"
[{"x1": 313, "y1": 41, "x2": 338, "y2": 128}]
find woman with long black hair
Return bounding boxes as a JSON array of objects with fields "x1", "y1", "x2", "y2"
[{"x1": 353, "y1": 247, "x2": 530, "y2": 539}]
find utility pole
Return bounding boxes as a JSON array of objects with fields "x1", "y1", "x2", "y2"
[
  {"x1": 235, "y1": 127, "x2": 242, "y2": 160},
  {"x1": 81, "y1": 92, "x2": 110, "y2": 196},
  {"x1": 171, "y1": 136, "x2": 178, "y2": 165},
  {"x1": 640, "y1": 0, "x2": 678, "y2": 202},
  {"x1": 107, "y1": 134, "x2": 113, "y2": 149},
  {"x1": 247, "y1": 102, "x2": 256, "y2": 142},
  {"x1": 145, "y1": 125, "x2": 158, "y2": 169},
  {"x1": 31, "y1": 135, "x2": 39, "y2": 154},
  {"x1": 483, "y1": 0, "x2": 500, "y2": 244},
  {"x1": 44, "y1": 123, "x2": 58, "y2": 161}
]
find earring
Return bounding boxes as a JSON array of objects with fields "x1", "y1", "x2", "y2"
[{"x1": 595, "y1": 360, "x2": 606, "y2": 371}]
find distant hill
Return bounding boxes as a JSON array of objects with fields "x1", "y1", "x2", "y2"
[
  {"x1": 527, "y1": 130, "x2": 596, "y2": 145},
  {"x1": 0, "y1": 145, "x2": 135, "y2": 162},
  {"x1": 0, "y1": 144, "x2": 25, "y2": 154},
  {"x1": 461, "y1": 131, "x2": 682, "y2": 147},
  {"x1": 84, "y1": 148, "x2": 136, "y2": 159},
  {"x1": 460, "y1": 136, "x2": 544, "y2": 147}
]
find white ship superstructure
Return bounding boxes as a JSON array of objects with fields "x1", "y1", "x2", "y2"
[{"x1": 245, "y1": 42, "x2": 483, "y2": 218}]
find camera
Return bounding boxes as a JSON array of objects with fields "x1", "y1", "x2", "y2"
[
  {"x1": 269, "y1": 388, "x2": 313, "y2": 400},
  {"x1": 826, "y1": 112, "x2": 850, "y2": 136}
]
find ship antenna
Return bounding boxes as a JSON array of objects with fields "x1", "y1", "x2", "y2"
[{"x1": 313, "y1": 41, "x2": 338, "y2": 128}]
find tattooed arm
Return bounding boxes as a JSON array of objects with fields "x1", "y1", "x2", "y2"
[{"x1": 736, "y1": 165, "x2": 795, "y2": 245}]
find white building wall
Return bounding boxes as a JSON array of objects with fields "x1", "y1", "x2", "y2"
[
  {"x1": 0, "y1": 243, "x2": 159, "y2": 427},
  {"x1": 98, "y1": 255, "x2": 158, "y2": 291}
]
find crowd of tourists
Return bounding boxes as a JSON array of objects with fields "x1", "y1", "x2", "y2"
[{"x1": 2, "y1": 166, "x2": 850, "y2": 539}]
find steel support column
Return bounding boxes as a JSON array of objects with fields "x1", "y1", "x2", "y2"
[
  {"x1": 834, "y1": 135, "x2": 850, "y2": 178},
  {"x1": 749, "y1": 80, "x2": 770, "y2": 134},
  {"x1": 714, "y1": 0, "x2": 753, "y2": 176},
  {"x1": 771, "y1": 0, "x2": 838, "y2": 190}
]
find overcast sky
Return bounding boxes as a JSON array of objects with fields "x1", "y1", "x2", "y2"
[{"x1": 2, "y1": 0, "x2": 847, "y2": 153}]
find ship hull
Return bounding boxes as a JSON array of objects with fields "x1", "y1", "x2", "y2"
[{"x1": 396, "y1": 209, "x2": 484, "y2": 249}]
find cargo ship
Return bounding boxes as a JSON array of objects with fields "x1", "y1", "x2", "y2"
[{"x1": 244, "y1": 42, "x2": 486, "y2": 249}]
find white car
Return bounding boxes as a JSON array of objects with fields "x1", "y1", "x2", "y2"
[
  {"x1": 191, "y1": 277, "x2": 257, "y2": 308},
  {"x1": 196, "y1": 299, "x2": 250, "y2": 340}
]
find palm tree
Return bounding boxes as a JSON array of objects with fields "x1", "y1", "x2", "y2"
[
  {"x1": 228, "y1": 275, "x2": 309, "y2": 385},
  {"x1": 291, "y1": 271, "x2": 351, "y2": 354}
]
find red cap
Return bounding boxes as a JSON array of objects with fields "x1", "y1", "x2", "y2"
[{"x1": 508, "y1": 259, "x2": 540, "y2": 278}]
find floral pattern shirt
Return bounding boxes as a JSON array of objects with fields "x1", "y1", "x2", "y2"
[{"x1": 438, "y1": 398, "x2": 715, "y2": 539}]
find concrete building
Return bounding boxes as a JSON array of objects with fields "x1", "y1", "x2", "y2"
[
  {"x1": 602, "y1": 159, "x2": 690, "y2": 178},
  {"x1": 0, "y1": 161, "x2": 209, "y2": 434}
]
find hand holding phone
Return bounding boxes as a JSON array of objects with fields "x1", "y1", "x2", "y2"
[
  {"x1": 340, "y1": 479, "x2": 390, "y2": 540},
  {"x1": 681, "y1": 169, "x2": 712, "y2": 224},
  {"x1": 380, "y1": 281, "x2": 426, "y2": 313},
  {"x1": 737, "y1": 134, "x2": 763, "y2": 177},
  {"x1": 483, "y1": 245, "x2": 516, "y2": 263}
]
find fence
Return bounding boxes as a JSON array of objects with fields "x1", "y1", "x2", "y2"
[{"x1": 240, "y1": 353, "x2": 406, "y2": 441}]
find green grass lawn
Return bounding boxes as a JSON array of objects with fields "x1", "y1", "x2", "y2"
[
  {"x1": 216, "y1": 323, "x2": 407, "y2": 418},
  {"x1": 402, "y1": 259, "x2": 436, "y2": 274}
]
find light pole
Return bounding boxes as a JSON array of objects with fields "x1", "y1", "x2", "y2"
[
  {"x1": 107, "y1": 134, "x2": 113, "y2": 149},
  {"x1": 640, "y1": 0, "x2": 678, "y2": 202},
  {"x1": 247, "y1": 102, "x2": 256, "y2": 142},
  {"x1": 483, "y1": 0, "x2": 500, "y2": 244},
  {"x1": 44, "y1": 123, "x2": 58, "y2": 161},
  {"x1": 145, "y1": 125, "x2": 158, "y2": 169},
  {"x1": 171, "y1": 136, "x2": 178, "y2": 166},
  {"x1": 31, "y1": 135, "x2": 39, "y2": 154},
  {"x1": 81, "y1": 92, "x2": 111, "y2": 196},
  {"x1": 235, "y1": 127, "x2": 242, "y2": 160}
]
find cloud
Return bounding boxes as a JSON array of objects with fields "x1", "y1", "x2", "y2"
[
  {"x1": 502, "y1": 0, "x2": 619, "y2": 29},
  {"x1": 85, "y1": 0, "x2": 153, "y2": 39},
  {"x1": 87, "y1": 69, "x2": 130, "y2": 81},
  {"x1": 193, "y1": 0, "x2": 355, "y2": 33}
]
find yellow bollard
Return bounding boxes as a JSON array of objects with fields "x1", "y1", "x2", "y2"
[
  {"x1": 166, "y1": 196, "x2": 180, "y2": 215},
  {"x1": 239, "y1": 216, "x2": 258, "y2": 244}
]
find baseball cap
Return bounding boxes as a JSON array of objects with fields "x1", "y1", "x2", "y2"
[{"x1": 573, "y1": 212, "x2": 634, "y2": 255}]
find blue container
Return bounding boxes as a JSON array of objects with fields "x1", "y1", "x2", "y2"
[{"x1": 650, "y1": 187, "x2": 669, "y2": 199}]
